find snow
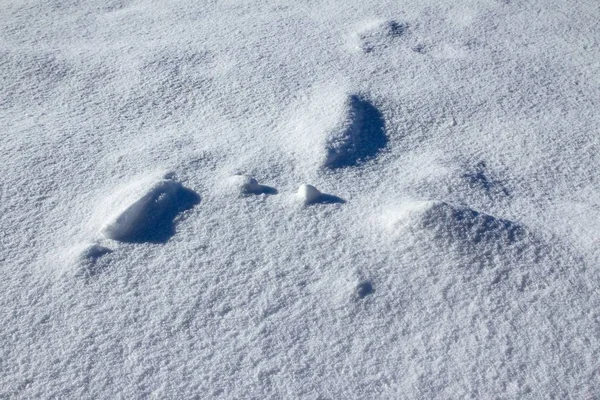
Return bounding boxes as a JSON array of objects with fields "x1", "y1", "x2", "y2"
[
  {"x1": 350, "y1": 19, "x2": 408, "y2": 54},
  {"x1": 323, "y1": 94, "x2": 387, "y2": 169},
  {"x1": 79, "y1": 243, "x2": 113, "y2": 263},
  {"x1": 297, "y1": 184, "x2": 345, "y2": 205},
  {"x1": 98, "y1": 177, "x2": 199, "y2": 243},
  {"x1": 1, "y1": 0, "x2": 600, "y2": 398},
  {"x1": 380, "y1": 200, "x2": 523, "y2": 245},
  {"x1": 297, "y1": 184, "x2": 322, "y2": 205},
  {"x1": 224, "y1": 174, "x2": 277, "y2": 196}
]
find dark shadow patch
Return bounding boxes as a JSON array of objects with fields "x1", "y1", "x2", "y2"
[
  {"x1": 356, "y1": 281, "x2": 374, "y2": 298},
  {"x1": 230, "y1": 175, "x2": 278, "y2": 196},
  {"x1": 82, "y1": 244, "x2": 112, "y2": 260},
  {"x1": 102, "y1": 181, "x2": 200, "y2": 244},
  {"x1": 303, "y1": 191, "x2": 346, "y2": 205},
  {"x1": 126, "y1": 186, "x2": 200, "y2": 244},
  {"x1": 388, "y1": 21, "x2": 408, "y2": 36},
  {"x1": 315, "y1": 193, "x2": 346, "y2": 204},
  {"x1": 324, "y1": 95, "x2": 387, "y2": 169},
  {"x1": 245, "y1": 185, "x2": 278, "y2": 196}
]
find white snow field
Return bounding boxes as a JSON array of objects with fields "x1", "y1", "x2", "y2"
[{"x1": 1, "y1": 0, "x2": 600, "y2": 397}]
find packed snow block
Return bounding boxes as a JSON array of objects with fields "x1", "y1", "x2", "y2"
[
  {"x1": 386, "y1": 201, "x2": 524, "y2": 245},
  {"x1": 100, "y1": 179, "x2": 200, "y2": 243},
  {"x1": 323, "y1": 95, "x2": 387, "y2": 169}
]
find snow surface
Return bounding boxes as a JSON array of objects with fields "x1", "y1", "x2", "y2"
[{"x1": 1, "y1": 0, "x2": 600, "y2": 398}]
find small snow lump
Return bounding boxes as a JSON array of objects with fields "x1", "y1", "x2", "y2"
[
  {"x1": 226, "y1": 175, "x2": 277, "y2": 195},
  {"x1": 297, "y1": 184, "x2": 322, "y2": 205}
]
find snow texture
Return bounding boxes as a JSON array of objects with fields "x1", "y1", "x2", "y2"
[
  {"x1": 1, "y1": 0, "x2": 600, "y2": 398},
  {"x1": 351, "y1": 19, "x2": 408, "y2": 53}
]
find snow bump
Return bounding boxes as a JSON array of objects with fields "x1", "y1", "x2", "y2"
[
  {"x1": 226, "y1": 174, "x2": 277, "y2": 196},
  {"x1": 81, "y1": 243, "x2": 112, "y2": 260},
  {"x1": 383, "y1": 200, "x2": 524, "y2": 245},
  {"x1": 100, "y1": 178, "x2": 200, "y2": 243},
  {"x1": 323, "y1": 95, "x2": 387, "y2": 169},
  {"x1": 297, "y1": 184, "x2": 345, "y2": 205}
]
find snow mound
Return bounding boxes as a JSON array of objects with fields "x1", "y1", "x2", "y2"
[
  {"x1": 323, "y1": 95, "x2": 387, "y2": 169},
  {"x1": 54, "y1": 243, "x2": 113, "y2": 279},
  {"x1": 80, "y1": 243, "x2": 112, "y2": 260},
  {"x1": 351, "y1": 19, "x2": 408, "y2": 53},
  {"x1": 225, "y1": 175, "x2": 277, "y2": 196},
  {"x1": 382, "y1": 200, "x2": 524, "y2": 245},
  {"x1": 100, "y1": 179, "x2": 200, "y2": 243},
  {"x1": 75, "y1": 244, "x2": 113, "y2": 278},
  {"x1": 297, "y1": 184, "x2": 345, "y2": 205}
]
